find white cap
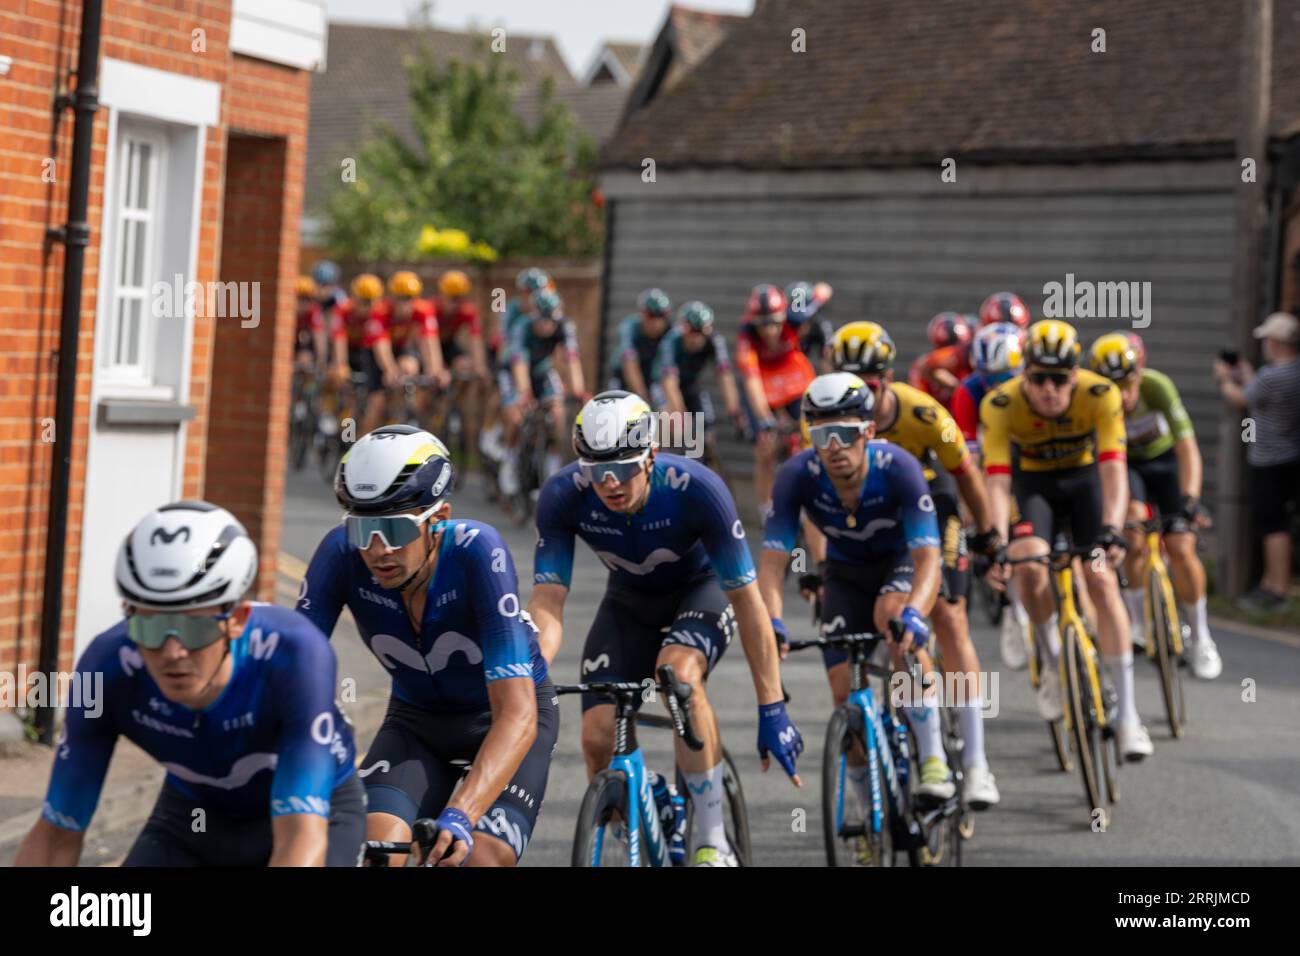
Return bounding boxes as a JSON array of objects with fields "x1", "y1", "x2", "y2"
[{"x1": 1252, "y1": 312, "x2": 1300, "y2": 345}]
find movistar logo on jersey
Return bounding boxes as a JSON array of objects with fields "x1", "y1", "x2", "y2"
[
  {"x1": 662, "y1": 466, "x2": 691, "y2": 491},
  {"x1": 452, "y1": 523, "x2": 480, "y2": 547}
]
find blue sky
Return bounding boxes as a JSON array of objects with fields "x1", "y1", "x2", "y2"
[{"x1": 325, "y1": 0, "x2": 755, "y2": 78}]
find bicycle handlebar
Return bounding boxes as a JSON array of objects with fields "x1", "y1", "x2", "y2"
[
  {"x1": 554, "y1": 663, "x2": 704, "y2": 751},
  {"x1": 362, "y1": 817, "x2": 449, "y2": 867}
]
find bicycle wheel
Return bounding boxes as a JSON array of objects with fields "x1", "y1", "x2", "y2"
[
  {"x1": 822, "y1": 706, "x2": 892, "y2": 867},
  {"x1": 976, "y1": 573, "x2": 1005, "y2": 628},
  {"x1": 1032, "y1": 625, "x2": 1074, "y2": 773},
  {"x1": 571, "y1": 769, "x2": 635, "y2": 867},
  {"x1": 1149, "y1": 566, "x2": 1186, "y2": 739},
  {"x1": 1063, "y1": 623, "x2": 1106, "y2": 825},
  {"x1": 290, "y1": 404, "x2": 312, "y2": 471}
]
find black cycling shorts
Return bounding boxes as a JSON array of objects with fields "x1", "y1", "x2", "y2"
[
  {"x1": 348, "y1": 348, "x2": 384, "y2": 395},
  {"x1": 818, "y1": 554, "x2": 914, "y2": 669},
  {"x1": 121, "y1": 773, "x2": 367, "y2": 867},
  {"x1": 359, "y1": 683, "x2": 559, "y2": 862},
  {"x1": 682, "y1": 388, "x2": 716, "y2": 427},
  {"x1": 1128, "y1": 448, "x2": 1188, "y2": 531},
  {"x1": 929, "y1": 468, "x2": 970, "y2": 602},
  {"x1": 1252, "y1": 459, "x2": 1300, "y2": 536},
  {"x1": 580, "y1": 575, "x2": 736, "y2": 712},
  {"x1": 1010, "y1": 464, "x2": 1104, "y2": 546}
]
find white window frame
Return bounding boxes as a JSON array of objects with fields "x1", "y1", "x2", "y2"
[{"x1": 100, "y1": 125, "x2": 167, "y2": 390}]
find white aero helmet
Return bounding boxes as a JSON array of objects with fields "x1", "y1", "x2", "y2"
[
  {"x1": 573, "y1": 390, "x2": 657, "y2": 462},
  {"x1": 115, "y1": 501, "x2": 259, "y2": 610}
]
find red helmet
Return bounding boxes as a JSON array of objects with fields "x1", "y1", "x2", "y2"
[
  {"x1": 978, "y1": 292, "x2": 1031, "y2": 329},
  {"x1": 747, "y1": 283, "x2": 787, "y2": 321},
  {"x1": 1126, "y1": 332, "x2": 1147, "y2": 370},
  {"x1": 926, "y1": 311, "x2": 974, "y2": 349}
]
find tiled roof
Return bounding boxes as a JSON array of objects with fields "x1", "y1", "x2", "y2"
[
  {"x1": 604, "y1": 41, "x2": 648, "y2": 83},
  {"x1": 603, "y1": 0, "x2": 1300, "y2": 170}
]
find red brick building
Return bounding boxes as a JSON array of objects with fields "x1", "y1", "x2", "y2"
[{"x1": 0, "y1": 0, "x2": 327, "y2": 693}]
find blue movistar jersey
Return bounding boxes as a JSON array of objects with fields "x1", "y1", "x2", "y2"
[
  {"x1": 42, "y1": 604, "x2": 356, "y2": 831},
  {"x1": 762, "y1": 441, "x2": 941, "y2": 563},
  {"x1": 610, "y1": 313, "x2": 669, "y2": 387},
  {"x1": 534, "y1": 452, "x2": 756, "y2": 593},
  {"x1": 298, "y1": 519, "x2": 547, "y2": 714}
]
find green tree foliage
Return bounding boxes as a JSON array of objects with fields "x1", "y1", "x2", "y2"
[{"x1": 324, "y1": 40, "x2": 602, "y2": 262}]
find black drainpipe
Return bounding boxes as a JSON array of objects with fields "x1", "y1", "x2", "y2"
[{"x1": 38, "y1": 0, "x2": 104, "y2": 744}]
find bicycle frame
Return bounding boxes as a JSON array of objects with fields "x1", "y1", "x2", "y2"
[
  {"x1": 593, "y1": 747, "x2": 671, "y2": 868},
  {"x1": 836, "y1": 682, "x2": 906, "y2": 839},
  {"x1": 1047, "y1": 559, "x2": 1107, "y2": 734},
  {"x1": 1141, "y1": 530, "x2": 1184, "y2": 658}
]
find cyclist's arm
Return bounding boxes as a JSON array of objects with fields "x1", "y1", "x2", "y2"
[
  {"x1": 372, "y1": 337, "x2": 399, "y2": 381},
  {"x1": 1148, "y1": 371, "x2": 1202, "y2": 500},
  {"x1": 12, "y1": 818, "x2": 84, "y2": 867},
  {"x1": 312, "y1": 323, "x2": 329, "y2": 369},
  {"x1": 530, "y1": 478, "x2": 578, "y2": 662},
  {"x1": 735, "y1": 337, "x2": 774, "y2": 422},
  {"x1": 451, "y1": 675, "x2": 537, "y2": 825},
  {"x1": 560, "y1": 323, "x2": 584, "y2": 396},
  {"x1": 421, "y1": 319, "x2": 448, "y2": 381},
  {"x1": 757, "y1": 550, "x2": 789, "y2": 621},
  {"x1": 986, "y1": 472, "x2": 1012, "y2": 543},
  {"x1": 1094, "y1": 382, "x2": 1129, "y2": 530},
  {"x1": 1174, "y1": 434, "x2": 1203, "y2": 501},
  {"x1": 511, "y1": 354, "x2": 532, "y2": 399},
  {"x1": 728, "y1": 583, "x2": 784, "y2": 704},
  {"x1": 898, "y1": 452, "x2": 943, "y2": 614},
  {"x1": 661, "y1": 372, "x2": 686, "y2": 415},
  {"x1": 712, "y1": 335, "x2": 742, "y2": 416},
  {"x1": 1099, "y1": 457, "x2": 1129, "y2": 531},
  {"x1": 953, "y1": 465, "x2": 995, "y2": 534},
  {"x1": 295, "y1": 530, "x2": 350, "y2": 637},
  {"x1": 267, "y1": 628, "x2": 343, "y2": 867},
  {"x1": 622, "y1": 353, "x2": 647, "y2": 399},
  {"x1": 468, "y1": 314, "x2": 490, "y2": 377}
]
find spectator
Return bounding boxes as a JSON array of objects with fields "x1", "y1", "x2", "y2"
[{"x1": 1214, "y1": 311, "x2": 1300, "y2": 611}]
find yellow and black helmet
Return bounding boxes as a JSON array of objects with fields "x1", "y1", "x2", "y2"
[
  {"x1": 1025, "y1": 319, "x2": 1082, "y2": 369},
  {"x1": 1088, "y1": 332, "x2": 1141, "y2": 382},
  {"x1": 831, "y1": 321, "x2": 895, "y2": 375}
]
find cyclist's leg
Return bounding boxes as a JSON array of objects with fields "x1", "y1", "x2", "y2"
[
  {"x1": 577, "y1": 589, "x2": 664, "y2": 777},
  {"x1": 1008, "y1": 473, "x2": 1060, "y2": 717},
  {"x1": 929, "y1": 470, "x2": 989, "y2": 772},
  {"x1": 359, "y1": 699, "x2": 461, "y2": 865},
  {"x1": 325, "y1": 773, "x2": 368, "y2": 867},
  {"x1": 361, "y1": 351, "x2": 387, "y2": 436},
  {"x1": 120, "y1": 785, "x2": 207, "y2": 866},
  {"x1": 1067, "y1": 466, "x2": 1146, "y2": 740},
  {"x1": 1121, "y1": 462, "x2": 1151, "y2": 640},
  {"x1": 460, "y1": 681, "x2": 561, "y2": 867}
]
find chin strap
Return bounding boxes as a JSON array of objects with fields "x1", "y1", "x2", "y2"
[
  {"x1": 394, "y1": 520, "x2": 443, "y2": 593},
  {"x1": 192, "y1": 638, "x2": 232, "y2": 730}
]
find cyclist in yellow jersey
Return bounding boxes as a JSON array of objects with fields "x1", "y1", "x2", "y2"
[
  {"x1": 829, "y1": 321, "x2": 1004, "y2": 808},
  {"x1": 980, "y1": 320, "x2": 1153, "y2": 760}
]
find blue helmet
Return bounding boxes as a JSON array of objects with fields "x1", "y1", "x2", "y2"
[
  {"x1": 532, "y1": 289, "x2": 563, "y2": 319},
  {"x1": 312, "y1": 260, "x2": 340, "y2": 287}
]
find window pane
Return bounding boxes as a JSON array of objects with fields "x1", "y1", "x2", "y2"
[
  {"x1": 130, "y1": 219, "x2": 146, "y2": 288},
  {"x1": 124, "y1": 143, "x2": 138, "y2": 208},
  {"x1": 134, "y1": 143, "x2": 152, "y2": 209},
  {"x1": 118, "y1": 216, "x2": 134, "y2": 286},
  {"x1": 124, "y1": 298, "x2": 141, "y2": 366}
]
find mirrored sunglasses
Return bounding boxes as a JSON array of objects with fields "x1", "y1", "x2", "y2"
[
  {"x1": 345, "y1": 504, "x2": 440, "y2": 550},
  {"x1": 579, "y1": 453, "x2": 649, "y2": 485},
  {"x1": 809, "y1": 421, "x2": 870, "y2": 449},
  {"x1": 126, "y1": 612, "x2": 230, "y2": 651}
]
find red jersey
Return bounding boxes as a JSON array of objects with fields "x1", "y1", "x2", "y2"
[
  {"x1": 435, "y1": 299, "x2": 481, "y2": 344},
  {"x1": 331, "y1": 301, "x2": 387, "y2": 351},
  {"x1": 296, "y1": 300, "x2": 323, "y2": 335},
  {"x1": 908, "y1": 345, "x2": 972, "y2": 410},
  {"x1": 373, "y1": 298, "x2": 437, "y2": 351},
  {"x1": 736, "y1": 321, "x2": 816, "y2": 409}
]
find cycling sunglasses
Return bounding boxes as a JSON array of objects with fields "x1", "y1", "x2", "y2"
[
  {"x1": 579, "y1": 452, "x2": 649, "y2": 485},
  {"x1": 126, "y1": 612, "x2": 230, "y2": 651},
  {"x1": 1027, "y1": 370, "x2": 1071, "y2": 387},
  {"x1": 809, "y1": 421, "x2": 871, "y2": 449},
  {"x1": 345, "y1": 504, "x2": 441, "y2": 550}
]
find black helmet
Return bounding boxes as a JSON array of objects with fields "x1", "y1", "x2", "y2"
[
  {"x1": 335, "y1": 425, "x2": 454, "y2": 516},
  {"x1": 801, "y1": 372, "x2": 875, "y2": 422},
  {"x1": 573, "y1": 391, "x2": 657, "y2": 462}
]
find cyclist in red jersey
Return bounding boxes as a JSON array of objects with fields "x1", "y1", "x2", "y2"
[
  {"x1": 435, "y1": 270, "x2": 491, "y2": 384},
  {"x1": 977, "y1": 291, "x2": 1031, "y2": 329},
  {"x1": 330, "y1": 274, "x2": 392, "y2": 437},
  {"x1": 908, "y1": 312, "x2": 974, "y2": 410},
  {"x1": 381, "y1": 271, "x2": 449, "y2": 387},
  {"x1": 736, "y1": 284, "x2": 817, "y2": 508},
  {"x1": 295, "y1": 276, "x2": 327, "y2": 371}
]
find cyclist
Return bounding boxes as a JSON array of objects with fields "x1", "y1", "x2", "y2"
[
  {"x1": 608, "y1": 287, "x2": 674, "y2": 403},
  {"x1": 312, "y1": 259, "x2": 348, "y2": 324},
  {"x1": 295, "y1": 276, "x2": 328, "y2": 371},
  {"x1": 980, "y1": 319, "x2": 1154, "y2": 760},
  {"x1": 977, "y1": 291, "x2": 1032, "y2": 330},
  {"x1": 736, "y1": 283, "x2": 818, "y2": 509},
  {"x1": 758, "y1": 373, "x2": 955, "y2": 806},
  {"x1": 486, "y1": 268, "x2": 555, "y2": 462},
  {"x1": 499, "y1": 289, "x2": 585, "y2": 495},
  {"x1": 785, "y1": 280, "x2": 835, "y2": 372},
  {"x1": 908, "y1": 312, "x2": 975, "y2": 410},
  {"x1": 1088, "y1": 332, "x2": 1222, "y2": 679},
  {"x1": 829, "y1": 322, "x2": 1002, "y2": 807},
  {"x1": 952, "y1": 321, "x2": 1033, "y2": 669},
  {"x1": 656, "y1": 300, "x2": 743, "y2": 462},
  {"x1": 527, "y1": 391, "x2": 803, "y2": 866},
  {"x1": 330, "y1": 273, "x2": 393, "y2": 438},
  {"x1": 381, "y1": 270, "x2": 450, "y2": 389},
  {"x1": 435, "y1": 269, "x2": 491, "y2": 384},
  {"x1": 502, "y1": 266, "x2": 553, "y2": 346},
  {"x1": 298, "y1": 426, "x2": 557, "y2": 867},
  {"x1": 15, "y1": 502, "x2": 364, "y2": 867}
]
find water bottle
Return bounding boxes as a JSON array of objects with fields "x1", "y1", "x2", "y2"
[{"x1": 649, "y1": 772, "x2": 687, "y2": 865}]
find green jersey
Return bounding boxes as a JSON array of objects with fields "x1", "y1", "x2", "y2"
[{"x1": 1125, "y1": 368, "x2": 1194, "y2": 461}]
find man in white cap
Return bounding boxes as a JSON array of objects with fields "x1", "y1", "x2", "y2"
[{"x1": 1214, "y1": 311, "x2": 1300, "y2": 611}]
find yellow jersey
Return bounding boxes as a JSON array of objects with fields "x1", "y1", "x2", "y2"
[
  {"x1": 876, "y1": 382, "x2": 971, "y2": 481},
  {"x1": 979, "y1": 368, "x2": 1127, "y2": 474}
]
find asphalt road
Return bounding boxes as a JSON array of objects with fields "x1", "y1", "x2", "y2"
[{"x1": 280, "y1": 462, "x2": 1300, "y2": 866}]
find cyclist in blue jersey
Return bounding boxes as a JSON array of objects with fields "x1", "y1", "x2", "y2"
[
  {"x1": 527, "y1": 390, "x2": 803, "y2": 867},
  {"x1": 608, "y1": 288, "x2": 673, "y2": 402},
  {"x1": 756, "y1": 373, "x2": 957, "y2": 811},
  {"x1": 656, "y1": 300, "x2": 743, "y2": 470},
  {"x1": 14, "y1": 502, "x2": 363, "y2": 867},
  {"x1": 498, "y1": 289, "x2": 586, "y2": 496},
  {"x1": 298, "y1": 425, "x2": 556, "y2": 867}
]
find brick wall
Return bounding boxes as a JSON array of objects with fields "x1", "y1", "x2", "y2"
[{"x1": 0, "y1": 1, "x2": 311, "y2": 684}]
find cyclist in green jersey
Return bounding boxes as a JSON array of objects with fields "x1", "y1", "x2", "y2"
[{"x1": 1089, "y1": 333, "x2": 1222, "y2": 680}]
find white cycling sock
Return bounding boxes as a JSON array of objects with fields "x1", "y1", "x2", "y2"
[
  {"x1": 956, "y1": 703, "x2": 987, "y2": 769},
  {"x1": 905, "y1": 706, "x2": 945, "y2": 765},
  {"x1": 1105, "y1": 651, "x2": 1137, "y2": 726},
  {"x1": 682, "y1": 763, "x2": 728, "y2": 851},
  {"x1": 1040, "y1": 613, "x2": 1061, "y2": 661},
  {"x1": 1122, "y1": 587, "x2": 1146, "y2": 638},
  {"x1": 1190, "y1": 596, "x2": 1210, "y2": 643}
]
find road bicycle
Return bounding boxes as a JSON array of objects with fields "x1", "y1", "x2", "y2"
[
  {"x1": 556, "y1": 664, "x2": 752, "y2": 867},
  {"x1": 786, "y1": 627, "x2": 960, "y2": 867},
  {"x1": 1124, "y1": 514, "x2": 1188, "y2": 738},
  {"x1": 1006, "y1": 538, "x2": 1121, "y2": 827},
  {"x1": 316, "y1": 370, "x2": 369, "y2": 485},
  {"x1": 288, "y1": 363, "x2": 322, "y2": 472}
]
